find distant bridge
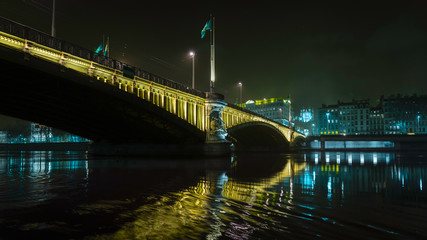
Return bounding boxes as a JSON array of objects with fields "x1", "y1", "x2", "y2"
[{"x1": 0, "y1": 16, "x2": 304, "y2": 153}]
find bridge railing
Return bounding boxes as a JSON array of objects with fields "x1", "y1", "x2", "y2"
[
  {"x1": 0, "y1": 16, "x2": 303, "y2": 139},
  {"x1": 223, "y1": 103, "x2": 305, "y2": 141},
  {"x1": 0, "y1": 16, "x2": 205, "y2": 98}
]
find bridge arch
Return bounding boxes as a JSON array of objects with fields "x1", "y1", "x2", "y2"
[
  {"x1": 0, "y1": 17, "x2": 305, "y2": 151},
  {"x1": 292, "y1": 135, "x2": 307, "y2": 148},
  {"x1": 227, "y1": 121, "x2": 290, "y2": 152},
  {"x1": 0, "y1": 54, "x2": 205, "y2": 145}
]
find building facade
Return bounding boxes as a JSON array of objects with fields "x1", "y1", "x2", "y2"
[
  {"x1": 294, "y1": 108, "x2": 316, "y2": 136},
  {"x1": 382, "y1": 95, "x2": 427, "y2": 135},
  {"x1": 338, "y1": 99, "x2": 370, "y2": 135},
  {"x1": 317, "y1": 95, "x2": 427, "y2": 136},
  {"x1": 369, "y1": 107, "x2": 384, "y2": 135},
  {"x1": 318, "y1": 104, "x2": 339, "y2": 135},
  {"x1": 239, "y1": 97, "x2": 292, "y2": 126}
]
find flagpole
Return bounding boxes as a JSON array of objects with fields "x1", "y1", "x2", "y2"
[
  {"x1": 51, "y1": 0, "x2": 56, "y2": 37},
  {"x1": 102, "y1": 33, "x2": 105, "y2": 56},
  {"x1": 107, "y1": 36, "x2": 109, "y2": 57},
  {"x1": 210, "y1": 15, "x2": 215, "y2": 93}
]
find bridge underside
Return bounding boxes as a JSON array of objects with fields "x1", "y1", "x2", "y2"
[
  {"x1": 227, "y1": 122, "x2": 290, "y2": 152},
  {"x1": 0, "y1": 47, "x2": 205, "y2": 144}
]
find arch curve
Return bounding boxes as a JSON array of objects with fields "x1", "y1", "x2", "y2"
[
  {"x1": 227, "y1": 121, "x2": 290, "y2": 152},
  {"x1": 0, "y1": 54, "x2": 205, "y2": 145}
]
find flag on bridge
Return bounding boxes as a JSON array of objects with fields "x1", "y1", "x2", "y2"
[
  {"x1": 94, "y1": 36, "x2": 109, "y2": 57},
  {"x1": 95, "y1": 43, "x2": 103, "y2": 55},
  {"x1": 201, "y1": 19, "x2": 211, "y2": 39}
]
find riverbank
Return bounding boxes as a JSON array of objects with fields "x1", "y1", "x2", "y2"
[
  {"x1": 0, "y1": 142, "x2": 233, "y2": 157},
  {"x1": 299, "y1": 134, "x2": 427, "y2": 152},
  {"x1": 0, "y1": 142, "x2": 90, "y2": 151}
]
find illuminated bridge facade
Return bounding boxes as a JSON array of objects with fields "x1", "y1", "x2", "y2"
[{"x1": 0, "y1": 17, "x2": 303, "y2": 151}]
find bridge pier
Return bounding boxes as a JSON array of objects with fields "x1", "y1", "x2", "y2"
[{"x1": 204, "y1": 92, "x2": 232, "y2": 155}]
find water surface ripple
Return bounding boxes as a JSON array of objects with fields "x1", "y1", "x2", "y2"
[{"x1": 0, "y1": 151, "x2": 426, "y2": 239}]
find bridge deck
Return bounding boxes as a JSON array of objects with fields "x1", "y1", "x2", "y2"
[{"x1": 0, "y1": 16, "x2": 303, "y2": 144}]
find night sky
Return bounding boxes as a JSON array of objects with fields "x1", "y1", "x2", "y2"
[{"x1": 1, "y1": 0, "x2": 427, "y2": 116}]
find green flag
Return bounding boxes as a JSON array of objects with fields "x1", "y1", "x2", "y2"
[
  {"x1": 201, "y1": 19, "x2": 211, "y2": 39},
  {"x1": 95, "y1": 43, "x2": 103, "y2": 55}
]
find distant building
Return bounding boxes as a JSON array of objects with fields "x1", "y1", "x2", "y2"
[
  {"x1": 30, "y1": 123, "x2": 53, "y2": 143},
  {"x1": 338, "y1": 99, "x2": 370, "y2": 135},
  {"x1": 317, "y1": 94, "x2": 427, "y2": 135},
  {"x1": 318, "y1": 104, "x2": 339, "y2": 135},
  {"x1": 369, "y1": 106, "x2": 384, "y2": 135},
  {"x1": 294, "y1": 108, "x2": 316, "y2": 136},
  {"x1": 0, "y1": 122, "x2": 90, "y2": 143},
  {"x1": 0, "y1": 131, "x2": 7, "y2": 143},
  {"x1": 381, "y1": 94, "x2": 427, "y2": 135},
  {"x1": 239, "y1": 97, "x2": 292, "y2": 126}
]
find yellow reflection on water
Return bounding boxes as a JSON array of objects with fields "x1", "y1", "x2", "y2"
[
  {"x1": 221, "y1": 161, "x2": 306, "y2": 204},
  {"x1": 95, "y1": 159, "x2": 306, "y2": 240}
]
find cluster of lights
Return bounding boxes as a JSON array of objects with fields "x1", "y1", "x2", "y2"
[
  {"x1": 0, "y1": 35, "x2": 23, "y2": 46},
  {"x1": 68, "y1": 58, "x2": 88, "y2": 66},
  {"x1": 33, "y1": 47, "x2": 60, "y2": 58}
]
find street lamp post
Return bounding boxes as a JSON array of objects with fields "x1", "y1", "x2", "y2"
[
  {"x1": 51, "y1": 0, "x2": 56, "y2": 37},
  {"x1": 189, "y1": 51, "x2": 195, "y2": 89},
  {"x1": 279, "y1": 108, "x2": 283, "y2": 124},
  {"x1": 238, "y1": 82, "x2": 242, "y2": 105},
  {"x1": 288, "y1": 99, "x2": 292, "y2": 130},
  {"x1": 417, "y1": 115, "x2": 421, "y2": 134},
  {"x1": 263, "y1": 98, "x2": 267, "y2": 117}
]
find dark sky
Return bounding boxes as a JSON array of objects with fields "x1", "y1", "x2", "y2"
[{"x1": 1, "y1": 0, "x2": 427, "y2": 113}]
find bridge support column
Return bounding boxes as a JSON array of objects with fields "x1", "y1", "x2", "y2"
[
  {"x1": 204, "y1": 92, "x2": 232, "y2": 155},
  {"x1": 205, "y1": 93, "x2": 228, "y2": 143}
]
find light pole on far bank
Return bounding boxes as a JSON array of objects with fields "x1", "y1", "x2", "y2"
[
  {"x1": 238, "y1": 82, "x2": 242, "y2": 105},
  {"x1": 417, "y1": 115, "x2": 421, "y2": 134},
  {"x1": 189, "y1": 51, "x2": 195, "y2": 89}
]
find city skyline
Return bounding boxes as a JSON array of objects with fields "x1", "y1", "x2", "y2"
[
  {"x1": 1, "y1": 1, "x2": 426, "y2": 132},
  {"x1": 1, "y1": 1, "x2": 426, "y2": 109}
]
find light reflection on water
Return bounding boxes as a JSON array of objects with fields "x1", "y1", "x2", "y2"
[{"x1": 0, "y1": 151, "x2": 426, "y2": 239}]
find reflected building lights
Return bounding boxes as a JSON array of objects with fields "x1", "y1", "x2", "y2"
[
  {"x1": 1, "y1": 149, "x2": 426, "y2": 239},
  {"x1": 341, "y1": 181, "x2": 344, "y2": 199},
  {"x1": 306, "y1": 152, "x2": 397, "y2": 166}
]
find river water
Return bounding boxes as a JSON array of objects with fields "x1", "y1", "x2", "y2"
[{"x1": 0, "y1": 150, "x2": 426, "y2": 239}]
